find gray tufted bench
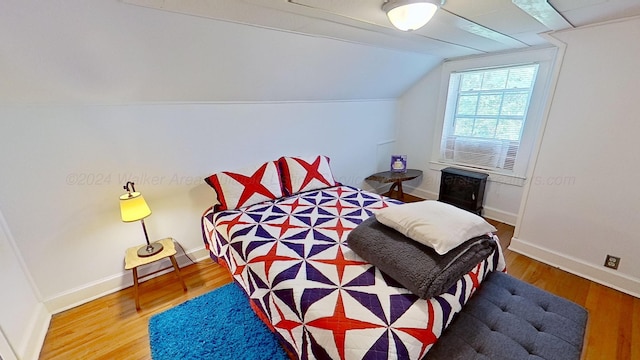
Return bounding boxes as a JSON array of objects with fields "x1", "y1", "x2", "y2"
[{"x1": 424, "y1": 271, "x2": 588, "y2": 360}]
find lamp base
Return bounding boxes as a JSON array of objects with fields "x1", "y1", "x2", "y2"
[{"x1": 137, "y1": 242, "x2": 164, "y2": 257}]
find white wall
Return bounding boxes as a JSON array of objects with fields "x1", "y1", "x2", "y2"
[
  {"x1": 395, "y1": 61, "x2": 526, "y2": 225},
  {"x1": 511, "y1": 17, "x2": 640, "y2": 296},
  {"x1": 0, "y1": 0, "x2": 439, "y2": 104},
  {"x1": 0, "y1": 100, "x2": 396, "y2": 314},
  {"x1": 0, "y1": 211, "x2": 49, "y2": 360}
]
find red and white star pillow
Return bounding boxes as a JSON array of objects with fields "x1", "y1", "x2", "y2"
[
  {"x1": 205, "y1": 161, "x2": 284, "y2": 211},
  {"x1": 278, "y1": 155, "x2": 337, "y2": 196}
]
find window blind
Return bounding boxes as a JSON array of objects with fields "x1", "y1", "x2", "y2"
[{"x1": 440, "y1": 64, "x2": 539, "y2": 172}]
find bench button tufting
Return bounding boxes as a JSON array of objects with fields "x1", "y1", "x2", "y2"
[{"x1": 422, "y1": 272, "x2": 588, "y2": 360}]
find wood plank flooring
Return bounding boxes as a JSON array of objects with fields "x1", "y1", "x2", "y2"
[
  {"x1": 39, "y1": 260, "x2": 232, "y2": 360},
  {"x1": 39, "y1": 218, "x2": 639, "y2": 359}
]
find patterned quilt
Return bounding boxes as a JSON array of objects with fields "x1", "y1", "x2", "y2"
[{"x1": 201, "y1": 186, "x2": 505, "y2": 360}]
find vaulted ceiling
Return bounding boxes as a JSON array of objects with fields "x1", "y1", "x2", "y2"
[
  {"x1": 124, "y1": 0, "x2": 640, "y2": 58},
  {"x1": 2, "y1": 0, "x2": 640, "y2": 103}
]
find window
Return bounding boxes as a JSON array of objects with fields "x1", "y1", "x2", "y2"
[
  {"x1": 441, "y1": 64, "x2": 538, "y2": 171},
  {"x1": 432, "y1": 48, "x2": 557, "y2": 183}
]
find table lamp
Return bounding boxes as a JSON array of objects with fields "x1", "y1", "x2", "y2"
[{"x1": 119, "y1": 181, "x2": 163, "y2": 257}]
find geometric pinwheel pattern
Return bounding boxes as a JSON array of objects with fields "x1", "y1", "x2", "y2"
[{"x1": 201, "y1": 186, "x2": 505, "y2": 360}]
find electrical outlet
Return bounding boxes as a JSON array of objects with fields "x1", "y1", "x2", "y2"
[{"x1": 604, "y1": 255, "x2": 620, "y2": 270}]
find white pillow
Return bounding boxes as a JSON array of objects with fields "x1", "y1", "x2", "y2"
[{"x1": 374, "y1": 200, "x2": 497, "y2": 255}]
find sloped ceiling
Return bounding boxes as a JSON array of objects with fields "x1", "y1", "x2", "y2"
[
  {"x1": 124, "y1": 0, "x2": 640, "y2": 56},
  {"x1": 2, "y1": 0, "x2": 640, "y2": 103},
  {"x1": 0, "y1": 0, "x2": 440, "y2": 103}
]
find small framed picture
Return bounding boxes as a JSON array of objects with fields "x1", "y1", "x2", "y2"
[{"x1": 390, "y1": 155, "x2": 407, "y2": 173}]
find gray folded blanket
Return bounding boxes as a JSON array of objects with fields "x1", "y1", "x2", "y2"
[{"x1": 347, "y1": 216, "x2": 497, "y2": 299}]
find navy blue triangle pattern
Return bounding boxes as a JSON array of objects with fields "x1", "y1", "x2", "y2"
[
  {"x1": 391, "y1": 330, "x2": 410, "y2": 359},
  {"x1": 307, "y1": 243, "x2": 334, "y2": 258},
  {"x1": 300, "y1": 287, "x2": 335, "y2": 317},
  {"x1": 272, "y1": 262, "x2": 303, "y2": 288},
  {"x1": 274, "y1": 288, "x2": 301, "y2": 319},
  {"x1": 305, "y1": 262, "x2": 337, "y2": 286},
  {"x1": 366, "y1": 331, "x2": 390, "y2": 360},
  {"x1": 344, "y1": 289, "x2": 387, "y2": 324},
  {"x1": 389, "y1": 293, "x2": 419, "y2": 325},
  {"x1": 201, "y1": 185, "x2": 505, "y2": 359},
  {"x1": 343, "y1": 266, "x2": 376, "y2": 287}
]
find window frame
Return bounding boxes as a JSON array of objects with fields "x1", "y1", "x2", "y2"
[{"x1": 430, "y1": 47, "x2": 558, "y2": 186}]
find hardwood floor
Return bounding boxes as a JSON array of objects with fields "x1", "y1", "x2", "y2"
[
  {"x1": 39, "y1": 260, "x2": 232, "y2": 360},
  {"x1": 39, "y1": 220, "x2": 639, "y2": 360}
]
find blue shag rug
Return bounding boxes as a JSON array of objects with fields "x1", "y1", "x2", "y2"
[{"x1": 148, "y1": 283, "x2": 288, "y2": 360}]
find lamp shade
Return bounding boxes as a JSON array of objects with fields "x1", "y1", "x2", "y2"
[
  {"x1": 119, "y1": 192, "x2": 151, "y2": 222},
  {"x1": 383, "y1": 0, "x2": 440, "y2": 31}
]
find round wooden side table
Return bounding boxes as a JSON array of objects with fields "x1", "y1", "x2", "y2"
[{"x1": 366, "y1": 169, "x2": 423, "y2": 201}]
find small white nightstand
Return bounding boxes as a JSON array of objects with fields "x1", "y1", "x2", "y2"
[{"x1": 124, "y1": 237, "x2": 187, "y2": 310}]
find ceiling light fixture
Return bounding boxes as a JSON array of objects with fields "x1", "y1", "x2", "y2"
[{"x1": 382, "y1": 0, "x2": 444, "y2": 31}]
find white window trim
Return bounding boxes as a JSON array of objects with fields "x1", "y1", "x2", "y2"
[{"x1": 430, "y1": 47, "x2": 558, "y2": 186}]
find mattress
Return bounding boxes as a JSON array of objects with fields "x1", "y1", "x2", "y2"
[{"x1": 201, "y1": 185, "x2": 505, "y2": 359}]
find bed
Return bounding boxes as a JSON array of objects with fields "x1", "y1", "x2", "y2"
[{"x1": 201, "y1": 156, "x2": 506, "y2": 360}]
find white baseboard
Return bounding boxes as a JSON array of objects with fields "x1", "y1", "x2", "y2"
[
  {"x1": 44, "y1": 247, "x2": 211, "y2": 314},
  {"x1": 509, "y1": 237, "x2": 640, "y2": 298},
  {"x1": 18, "y1": 303, "x2": 50, "y2": 360},
  {"x1": 482, "y1": 206, "x2": 517, "y2": 226},
  {"x1": 0, "y1": 328, "x2": 17, "y2": 360},
  {"x1": 407, "y1": 187, "x2": 437, "y2": 200}
]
